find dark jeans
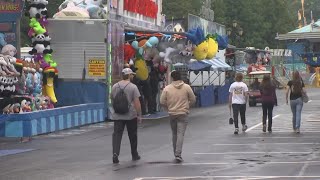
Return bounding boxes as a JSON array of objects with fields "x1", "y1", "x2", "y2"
[
  {"x1": 262, "y1": 102, "x2": 274, "y2": 130},
  {"x1": 112, "y1": 118, "x2": 138, "y2": 157},
  {"x1": 232, "y1": 104, "x2": 246, "y2": 128}
]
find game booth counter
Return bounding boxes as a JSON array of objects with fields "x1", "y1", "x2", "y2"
[{"x1": 0, "y1": 1, "x2": 106, "y2": 139}]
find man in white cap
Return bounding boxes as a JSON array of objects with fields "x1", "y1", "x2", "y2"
[{"x1": 111, "y1": 68, "x2": 142, "y2": 164}]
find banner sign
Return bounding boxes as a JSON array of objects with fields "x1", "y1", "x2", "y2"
[
  {"x1": 0, "y1": 0, "x2": 24, "y2": 22},
  {"x1": 188, "y1": 14, "x2": 226, "y2": 36},
  {"x1": 88, "y1": 59, "x2": 106, "y2": 77},
  {"x1": 124, "y1": 0, "x2": 158, "y2": 19}
]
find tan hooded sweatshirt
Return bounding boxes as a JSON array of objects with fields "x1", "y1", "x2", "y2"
[{"x1": 160, "y1": 80, "x2": 196, "y2": 116}]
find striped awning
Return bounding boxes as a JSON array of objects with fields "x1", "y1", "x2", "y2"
[{"x1": 202, "y1": 58, "x2": 232, "y2": 72}]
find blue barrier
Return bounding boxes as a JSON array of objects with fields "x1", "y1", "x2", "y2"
[
  {"x1": 0, "y1": 103, "x2": 105, "y2": 137},
  {"x1": 199, "y1": 85, "x2": 216, "y2": 107},
  {"x1": 216, "y1": 84, "x2": 231, "y2": 104}
]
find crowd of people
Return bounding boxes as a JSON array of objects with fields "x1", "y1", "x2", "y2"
[
  {"x1": 229, "y1": 71, "x2": 307, "y2": 134},
  {"x1": 109, "y1": 68, "x2": 308, "y2": 164}
]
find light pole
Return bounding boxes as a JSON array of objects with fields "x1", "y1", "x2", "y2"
[{"x1": 226, "y1": 20, "x2": 244, "y2": 47}]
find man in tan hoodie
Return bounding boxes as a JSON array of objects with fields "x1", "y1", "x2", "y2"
[{"x1": 160, "y1": 70, "x2": 196, "y2": 163}]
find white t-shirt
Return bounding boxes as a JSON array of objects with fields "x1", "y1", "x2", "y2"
[{"x1": 229, "y1": 82, "x2": 248, "y2": 104}]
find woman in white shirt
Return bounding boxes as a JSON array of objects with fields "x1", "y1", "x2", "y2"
[{"x1": 229, "y1": 73, "x2": 249, "y2": 134}]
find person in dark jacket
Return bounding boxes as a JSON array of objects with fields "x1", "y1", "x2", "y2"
[{"x1": 260, "y1": 74, "x2": 277, "y2": 133}]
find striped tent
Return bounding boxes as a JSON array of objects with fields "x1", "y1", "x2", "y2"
[
  {"x1": 202, "y1": 58, "x2": 232, "y2": 71},
  {"x1": 187, "y1": 58, "x2": 231, "y2": 72}
]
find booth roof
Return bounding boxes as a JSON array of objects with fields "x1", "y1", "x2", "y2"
[{"x1": 187, "y1": 58, "x2": 232, "y2": 72}]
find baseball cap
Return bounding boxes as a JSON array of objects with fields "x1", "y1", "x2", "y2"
[{"x1": 122, "y1": 68, "x2": 136, "y2": 75}]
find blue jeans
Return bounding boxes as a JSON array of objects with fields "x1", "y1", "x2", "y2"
[{"x1": 290, "y1": 98, "x2": 303, "y2": 129}]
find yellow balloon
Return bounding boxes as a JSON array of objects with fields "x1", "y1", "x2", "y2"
[
  {"x1": 193, "y1": 41, "x2": 208, "y2": 61},
  {"x1": 206, "y1": 38, "x2": 218, "y2": 59},
  {"x1": 134, "y1": 58, "x2": 149, "y2": 80}
]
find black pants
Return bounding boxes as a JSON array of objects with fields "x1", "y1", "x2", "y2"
[
  {"x1": 232, "y1": 104, "x2": 246, "y2": 128},
  {"x1": 262, "y1": 102, "x2": 274, "y2": 130},
  {"x1": 112, "y1": 119, "x2": 138, "y2": 157}
]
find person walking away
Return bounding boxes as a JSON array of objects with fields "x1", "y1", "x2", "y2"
[
  {"x1": 229, "y1": 73, "x2": 249, "y2": 134},
  {"x1": 111, "y1": 68, "x2": 142, "y2": 164},
  {"x1": 160, "y1": 70, "x2": 196, "y2": 163},
  {"x1": 286, "y1": 71, "x2": 305, "y2": 133},
  {"x1": 260, "y1": 74, "x2": 277, "y2": 133}
]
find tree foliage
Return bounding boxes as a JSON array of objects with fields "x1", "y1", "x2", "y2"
[
  {"x1": 163, "y1": 0, "x2": 320, "y2": 49},
  {"x1": 20, "y1": 0, "x2": 320, "y2": 49}
]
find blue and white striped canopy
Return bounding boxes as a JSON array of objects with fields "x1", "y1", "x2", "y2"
[
  {"x1": 188, "y1": 58, "x2": 232, "y2": 72},
  {"x1": 202, "y1": 58, "x2": 232, "y2": 71}
]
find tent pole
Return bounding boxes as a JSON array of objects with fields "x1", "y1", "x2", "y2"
[
  {"x1": 208, "y1": 71, "x2": 211, "y2": 85},
  {"x1": 201, "y1": 71, "x2": 204, "y2": 88}
]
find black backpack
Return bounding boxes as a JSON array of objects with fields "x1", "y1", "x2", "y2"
[{"x1": 113, "y1": 83, "x2": 130, "y2": 114}]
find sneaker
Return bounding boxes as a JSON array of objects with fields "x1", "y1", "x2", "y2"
[
  {"x1": 113, "y1": 153, "x2": 119, "y2": 164},
  {"x1": 262, "y1": 125, "x2": 266, "y2": 132},
  {"x1": 296, "y1": 128, "x2": 300, "y2": 134},
  {"x1": 242, "y1": 125, "x2": 248, "y2": 132},
  {"x1": 132, "y1": 154, "x2": 141, "y2": 161},
  {"x1": 234, "y1": 128, "x2": 239, "y2": 134},
  {"x1": 175, "y1": 156, "x2": 183, "y2": 163}
]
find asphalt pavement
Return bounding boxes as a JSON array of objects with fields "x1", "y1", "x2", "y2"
[{"x1": 1, "y1": 88, "x2": 320, "y2": 180}]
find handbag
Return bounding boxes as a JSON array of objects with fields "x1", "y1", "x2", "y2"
[
  {"x1": 302, "y1": 91, "x2": 309, "y2": 103},
  {"x1": 229, "y1": 106, "x2": 234, "y2": 125}
]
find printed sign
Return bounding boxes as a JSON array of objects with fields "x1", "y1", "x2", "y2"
[
  {"x1": 0, "y1": 0, "x2": 24, "y2": 22},
  {"x1": 88, "y1": 59, "x2": 106, "y2": 77}
]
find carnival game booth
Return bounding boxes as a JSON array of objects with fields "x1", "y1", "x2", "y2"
[
  {"x1": 276, "y1": 20, "x2": 320, "y2": 87},
  {"x1": 169, "y1": 27, "x2": 230, "y2": 107},
  {"x1": 181, "y1": 57, "x2": 232, "y2": 107},
  {"x1": 0, "y1": 1, "x2": 107, "y2": 138},
  {"x1": 122, "y1": 27, "x2": 230, "y2": 113}
]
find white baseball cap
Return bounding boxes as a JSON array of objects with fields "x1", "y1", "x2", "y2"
[{"x1": 122, "y1": 68, "x2": 136, "y2": 75}]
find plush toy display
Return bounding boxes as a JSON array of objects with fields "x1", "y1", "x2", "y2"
[
  {"x1": 1, "y1": 0, "x2": 59, "y2": 113},
  {"x1": 55, "y1": 0, "x2": 107, "y2": 19},
  {"x1": 186, "y1": 27, "x2": 208, "y2": 61}
]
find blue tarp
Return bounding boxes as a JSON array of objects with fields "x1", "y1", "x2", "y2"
[
  {"x1": 188, "y1": 61, "x2": 212, "y2": 71},
  {"x1": 55, "y1": 80, "x2": 109, "y2": 115},
  {"x1": 188, "y1": 58, "x2": 232, "y2": 71},
  {"x1": 55, "y1": 80, "x2": 108, "y2": 107}
]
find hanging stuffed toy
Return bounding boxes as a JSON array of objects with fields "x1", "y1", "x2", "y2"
[
  {"x1": 1, "y1": 44, "x2": 17, "y2": 57},
  {"x1": 145, "y1": 36, "x2": 159, "y2": 48},
  {"x1": 206, "y1": 34, "x2": 218, "y2": 59},
  {"x1": 186, "y1": 27, "x2": 208, "y2": 61},
  {"x1": 123, "y1": 43, "x2": 136, "y2": 63},
  {"x1": 29, "y1": 18, "x2": 46, "y2": 36},
  {"x1": 43, "y1": 54, "x2": 58, "y2": 67},
  {"x1": 0, "y1": 33, "x2": 7, "y2": 52},
  {"x1": 131, "y1": 40, "x2": 145, "y2": 56},
  {"x1": 42, "y1": 68, "x2": 58, "y2": 104},
  {"x1": 134, "y1": 57, "x2": 149, "y2": 81}
]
